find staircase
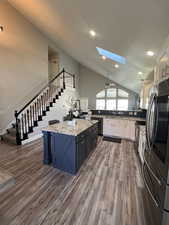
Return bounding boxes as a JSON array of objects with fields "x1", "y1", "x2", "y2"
[{"x1": 1, "y1": 69, "x2": 75, "y2": 145}]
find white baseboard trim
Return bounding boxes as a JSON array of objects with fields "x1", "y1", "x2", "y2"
[{"x1": 22, "y1": 133, "x2": 43, "y2": 145}]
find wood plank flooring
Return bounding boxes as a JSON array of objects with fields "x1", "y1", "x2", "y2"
[{"x1": 0, "y1": 138, "x2": 153, "y2": 225}]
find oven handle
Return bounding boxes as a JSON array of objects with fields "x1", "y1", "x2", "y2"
[{"x1": 142, "y1": 163, "x2": 160, "y2": 208}]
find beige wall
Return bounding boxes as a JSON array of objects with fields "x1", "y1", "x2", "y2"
[
  {"x1": 79, "y1": 65, "x2": 138, "y2": 110},
  {"x1": 48, "y1": 43, "x2": 80, "y2": 93},
  {"x1": 0, "y1": 2, "x2": 79, "y2": 133},
  {"x1": 79, "y1": 66, "x2": 112, "y2": 109}
]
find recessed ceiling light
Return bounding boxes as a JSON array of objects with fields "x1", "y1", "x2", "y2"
[
  {"x1": 0, "y1": 26, "x2": 3, "y2": 32},
  {"x1": 89, "y1": 30, "x2": 96, "y2": 37},
  {"x1": 102, "y1": 55, "x2": 106, "y2": 60},
  {"x1": 138, "y1": 71, "x2": 143, "y2": 75},
  {"x1": 114, "y1": 64, "x2": 119, "y2": 68},
  {"x1": 146, "y1": 51, "x2": 155, "y2": 57}
]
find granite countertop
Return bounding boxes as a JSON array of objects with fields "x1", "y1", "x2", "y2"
[
  {"x1": 42, "y1": 119, "x2": 98, "y2": 136},
  {"x1": 0, "y1": 169, "x2": 15, "y2": 193},
  {"x1": 92, "y1": 114, "x2": 146, "y2": 122}
]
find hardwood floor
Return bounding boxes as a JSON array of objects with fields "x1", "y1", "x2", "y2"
[{"x1": 0, "y1": 138, "x2": 153, "y2": 225}]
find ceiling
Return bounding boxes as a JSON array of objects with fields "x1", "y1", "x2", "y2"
[{"x1": 8, "y1": 0, "x2": 169, "y2": 93}]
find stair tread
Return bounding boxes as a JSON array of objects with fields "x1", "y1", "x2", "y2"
[
  {"x1": 7, "y1": 128, "x2": 16, "y2": 136},
  {"x1": 2, "y1": 134, "x2": 17, "y2": 145},
  {"x1": 3, "y1": 134, "x2": 16, "y2": 140},
  {"x1": 7, "y1": 127, "x2": 16, "y2": 132}
]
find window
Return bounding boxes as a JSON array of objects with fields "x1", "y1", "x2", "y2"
[
  {"x1": 96, "y1": 99, "x2": 105, "y2": 110},
  {"x1": 107, "y1": 88, "x2": 116, "y2": 98},
  {"x1": 117, "y1": 99, "x2": 128, "y2": 110},
  {"x1": 96, "y1": 90, "x2": 106, "y2": 98},
  {"x1": 96, "y1": 85, "x2": 129, "y2": 111},
  {"x1": 107, "y1": 99, "x2": 116, "y2": 110},
  {"x1": 118, "y1": 89, "x2": 129, "y2": 98}
]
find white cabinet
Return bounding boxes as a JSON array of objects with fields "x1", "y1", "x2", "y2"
[
  {"x1": 154, "y1": 52, "x2": 169, "y2": 84},
  {"x1": 140, "y1": 80, "x2": 153, "y2": 110},
  {"x1": 125, "y1": 120, "x2": 136, "y2": 141},
  {"x1": 138, "y1": 126, "x2": 146, "y2": 164},
  {"x1": 103, "y1": 118, "x2": 136, "y2": 141},
  {"x1": 103, "y1": 119, "x2": 123, "y2": 138}
]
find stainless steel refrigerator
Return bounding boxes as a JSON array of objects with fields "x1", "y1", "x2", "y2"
[{"x1": 143, "y1": 78, "x2": 169, "y2": 225}]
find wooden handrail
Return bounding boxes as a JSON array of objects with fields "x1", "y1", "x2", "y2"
[
  {"x1": 15, "y1": 68, "x2": 75, "y2": 116},
  {"x1": 14, "y1": 68, "x2": 76, "y2": 145},
  {"x1": 65, "y1": 71, "x2": 75, "y2": 77}
]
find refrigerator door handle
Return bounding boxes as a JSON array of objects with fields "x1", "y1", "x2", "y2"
[
  {"x1": 146, "y1": 95, "x2": 153, "y2": 150},
  {"x1": 146, "y1": 94, "x2": 156, "y2": 152},
  {"x1": 153, "y1": 97, "x2": 159, "y2": 143}
]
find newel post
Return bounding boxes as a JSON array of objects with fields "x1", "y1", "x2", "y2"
[
  {"x1": 15, "y1": 110, "x2": 21, "y2": 145},
  {"x1": 73, "y1": 74, "x2": 75, "y2": 88}
]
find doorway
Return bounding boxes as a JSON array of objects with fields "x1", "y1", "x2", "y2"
[{"x1": 48, "y1": 47, "x2": 60, "y2": 83}]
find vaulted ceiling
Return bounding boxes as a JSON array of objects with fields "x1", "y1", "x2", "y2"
[{"x1": 8, "y1": 0, "x2": 169, "y2": 93}]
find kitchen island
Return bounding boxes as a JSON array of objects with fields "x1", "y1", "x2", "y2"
[{"x1": 42, "y1": 119, "x2": 98, "y2": 175}]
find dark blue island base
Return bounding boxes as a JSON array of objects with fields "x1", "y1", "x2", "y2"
[{"x1": 42, "y1": 121, "x2": 98, "y2": 175}]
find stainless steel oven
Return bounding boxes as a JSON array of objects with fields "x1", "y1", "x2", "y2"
[{"x1": 143, "y1": 78, "x2": 169, "y2": 225}]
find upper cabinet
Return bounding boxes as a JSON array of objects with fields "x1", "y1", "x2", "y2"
[
  {"x1": 154, "y1": 52, "x2": 169, "y2": 84},
  {"x1": 155, "y1": 35, "x2": 169, "y2": 85},
  {"x1": 140, "y1": 36, "x2": 169, "y2": 109},
  {"x1": 140, "y1": 80, "x2": 154, "y2": 109}
]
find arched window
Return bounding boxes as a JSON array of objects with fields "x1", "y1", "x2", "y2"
[{"x1": 96, "y1": 86, "x2": 129, "y2": 110}]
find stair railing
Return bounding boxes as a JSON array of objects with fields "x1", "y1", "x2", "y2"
[{"x1": 14, "y1": 68, "x2": 76, "y2": 145}]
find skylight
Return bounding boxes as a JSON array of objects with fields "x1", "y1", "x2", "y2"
[{"x1": 96, "y1": 47, "x2": 126, "y2": 64}]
